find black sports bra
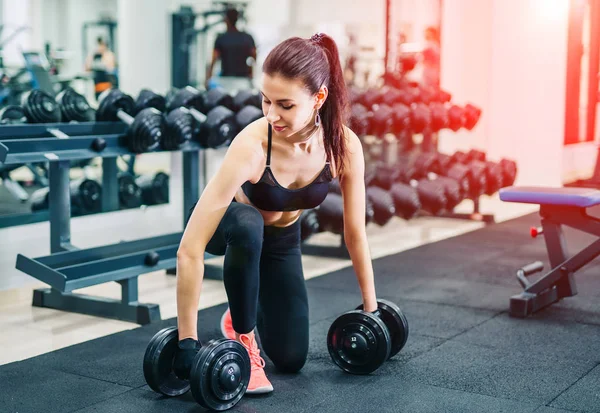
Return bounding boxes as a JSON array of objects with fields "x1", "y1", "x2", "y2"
[{"x1": 242, "y1": 124, "x2": 333, "y2": 212}]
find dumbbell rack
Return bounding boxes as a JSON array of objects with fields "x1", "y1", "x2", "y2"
[
  {"x1": 1, "y1": 121, "x2": 222, "y2": 324},
  {"x1": 0, "y1": 122, "x2": 128, "y2": 228},
  {"x1": 368, "y1": 135, "x2": 497, "y2": 224}
]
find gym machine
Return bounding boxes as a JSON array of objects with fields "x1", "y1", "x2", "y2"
[{"x1": 501, "y1": 186, "x2": 600, "y2": 318}]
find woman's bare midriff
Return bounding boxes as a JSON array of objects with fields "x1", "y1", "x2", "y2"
[{"x1": 234, "y1": 187, "x2": 302, "y2": 227}]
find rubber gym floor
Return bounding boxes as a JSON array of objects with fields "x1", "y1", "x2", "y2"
[{"x1": 1, "y1": 212, "x2": 599, "y2": 413}]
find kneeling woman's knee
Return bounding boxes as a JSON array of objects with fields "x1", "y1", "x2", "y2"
[
  {"x1": 271, "y1": 348, "x2": 308, "y2": 373},
  {"x1": 225, "y1": 204, "x2": 264, "y2": 247}
]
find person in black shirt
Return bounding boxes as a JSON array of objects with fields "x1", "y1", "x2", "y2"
[{"x1": 206, "y1": 8, "x2": 256, "y2": 89}]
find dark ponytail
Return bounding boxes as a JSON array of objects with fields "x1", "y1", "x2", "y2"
[{"x1": 263, "y1": 34, "x2": 349, "y2": 175}]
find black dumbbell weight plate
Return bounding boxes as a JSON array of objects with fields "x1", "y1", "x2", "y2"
[
  {"x1": 357, "y1": 299, "x2": 409, "y2": 358},
  {"x1": 203, "y1": 106, "x2": 238, "y2": 148},
  {"x1": 203, "y1": 87, "x2": 235, "y2": 112},
  {"x1": 56, "y1": 88, "x2": 91, "y2": 122},
  {"x1": 136, "y1": 172, "x2": 169, "y2": 205},
  {"x1": 118, "y1": 173, "x2": 142, "y2": 208},
  {"x1": 152, "y1": 172, "x2": 170, "y2": 204},
  {"x1": 143, "y1": 327, "x2": 191, "y2": 396},
  {"x1": 164, "y1": 108, "x2": 197, "y2": 150},
  {"x1": 235, "y1": 105, "x2": 263, "y2": 130},
  {"x1": 0, "y1": 105, "x2": 27, "y2": 124},
  {"x1": 70, "y1": 178, "x2": 102, "y2": 214},
  {"x1": 96, "y1": 89, "x2": 135, "y2": 121},
  {"x1": 190, "y1": 338, "x2": 250, "y2": 411},
  {"x1": 129, "y1": 107, "x2": 163, "y2": 153},
  {"x1": 21, "y1": 89, "x2": 61, "y2": 123},
  {"x1": 327, "y1": 310, "x2": 391, "y2": 374},
  {"x1": 233, "y1": 89, "x2": 261, "y2": 111},
  {"x1": 135, "y1": 89, "x2": 166, "y2": 114},
  {"x1": 167, "y1": 87, "x2": 204, "y2": 112}
]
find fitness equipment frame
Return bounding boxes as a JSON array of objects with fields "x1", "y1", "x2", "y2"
[
  {"x1": 500, "y1": 186, "x2": 600, "y2": 317},
  {"x1": 0, "y1": 122, "x2": 126, "y2": 228}
]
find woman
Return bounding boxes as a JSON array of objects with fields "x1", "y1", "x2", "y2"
[{"x1": 174, "y1": 33, "x2": 378, "y2": 395}]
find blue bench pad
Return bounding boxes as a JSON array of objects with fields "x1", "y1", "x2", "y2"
[{"x1": 499, "y1": 186, "x2": 600, "y2": 207}]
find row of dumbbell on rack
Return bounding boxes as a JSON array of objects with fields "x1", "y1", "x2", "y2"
[
  {"x1": 349, "y1": 84, "x2": 482, "y2": 137},
  {"x1": 0, "y1": 85, "x2": 264, "y2": 152},
  {"x1": 300, "y1": 148, "x2": 517, "y2": 241},
  {"x1": 28, "y1": 171, "x2": 170, "y2": 216}
]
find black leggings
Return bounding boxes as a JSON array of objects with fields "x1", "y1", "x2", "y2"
[{"x1": 204, "y1": 201, "x2": 308, "y2": 373}]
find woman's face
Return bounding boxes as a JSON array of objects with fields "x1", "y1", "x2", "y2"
[{"x1": 260, "y1": 73, "x2": 320, "y2": 137}]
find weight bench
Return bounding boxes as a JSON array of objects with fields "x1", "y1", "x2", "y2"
[{"x1": 499, "y1": 186, "x2": 600, "y2": 317}]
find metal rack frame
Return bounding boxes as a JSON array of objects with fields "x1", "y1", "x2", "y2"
[{"x1": 2, "y1": 122, "x2": 222, "y2": 324}]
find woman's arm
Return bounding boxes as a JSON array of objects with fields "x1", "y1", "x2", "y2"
[
  {"x1": 177, "y1": 128, "x2": 264, "y2": 340},
  {"x1": 338, "y1": 127, "x2": 378, "y2": 312}
]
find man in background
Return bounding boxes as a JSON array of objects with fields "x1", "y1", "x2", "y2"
[{"x1": 206, "y1": 8, "x2": 256, "y2": 91}]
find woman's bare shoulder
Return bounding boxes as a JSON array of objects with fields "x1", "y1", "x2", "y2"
[{"x1": 231, "y1": 116, "x2": 267, "y2": 150}]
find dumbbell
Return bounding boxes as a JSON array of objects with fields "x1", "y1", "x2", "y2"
[
  {"x1": 55, "y1": 87, "x2": 93, "y2": 122},
  {"x1": 96, "y1": 89, "x2": 164, "y2": 153},
  {"x1": 349, "y1": 103, "x2": 370, "y2": 136},
  {"x1": 394, "y1": 97, "x2": 479, "y2": 135},
  {"x1": 21, "y1": 89, "x2": 61, "y2": 123},
  {"x1": 328, "y1": 179, "x2": 396, "y2": 226},
  {"x1": 464, "y1": 149, "x2": 518, "y2": 187},
  {"x1": 350, "y1": 101, "x2": 405, "y2": 138},
  {"x1": 166, "y1": 86, "x2": 238, "y2": 149},
  {"x1": 370, "y1": 162, "x2": 454, "y2": 215},
  {"x1": 136, "y1": 172, "x2": 169, "y2": 205},
  {"x1": 350, "y1": 100, "x2": 429, "y2": 138},
  {"x1": 118, "y1": 173, "x2": 142, "y2": 209},
  {"x1": 327, "y1": 299, "x2": 409, "y2": 374},
  {"x1": 315, "y1": 191, "x2": 345, "y2": 235},
  {"x1": 0, "y1": 105, "x2": 27, "y2": 124},
  {"x1": 300, "y1": 190, "x2": 373, "y2": 243},
  {"x1": 409, "y1": 153, "x2": 470, "y2": 207},
  {"x1": 463, "y1": 104, "x2": 482, "y2": 130},
  {"x1": 134, "y1": 89, "x2": 166, "y2": 115},
  {"x1": 356, "y1": 84, "x2": 451, "y2": 108},
  {"x1": 235, "y1": 105, "x2": 263, "y2": 131},
  {"x1": 452, "y1": 149, "x2": 518, "y2": 191},
  {"x1": 203, "y1": 87, "x2": 236, "y2": 113},
  {"x1": 143, "y1": 327, "x2": 250, "y2": 411},
  {"x1": 394, "y1": 151, "x2": 474, "y2": 206},
  {"x1": 233, "y1": 89, "x2": 261, "y2": 111},
  {"x1": 300, "y1": 208, "x2": 320, "y2": 242},
  {"x1": 138, "y1": 88, "x2": 202, "y2": 151},
  {"x1": 30, "y1": 178, "x2": 102, "y2": 216},
  {"x1": 354, "y1": 100, "x2": 408, "y2": 137},
  {"x1": 406, "y1": 101, "x2": 480, "y2": 133}
]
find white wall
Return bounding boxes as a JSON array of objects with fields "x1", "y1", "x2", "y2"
[
  {"x1": 116, "y1": 0, "x2": 170, "y2": 96},
  {"x1": 437, "y1": 0, "x2": 492, "y2": 155},
  {"x1": 1, "y1": 0, "x2": 34, "y2": 67},
  {"x1": 439, "y1": 0, "x2": 570, "y2": 187}
]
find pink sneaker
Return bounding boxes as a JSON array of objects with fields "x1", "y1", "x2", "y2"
[
  {"x1": 220, "y1": 308, "x2": 236, "y2": 340},
  {"x1": 238, "y1": 332, "x2": 273, "y2": 394}
]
